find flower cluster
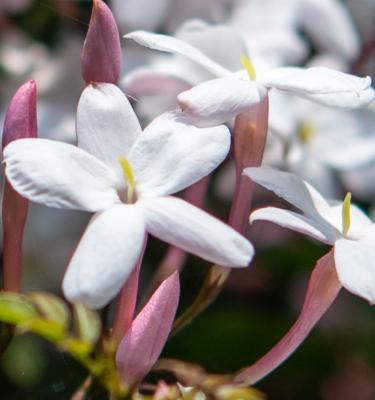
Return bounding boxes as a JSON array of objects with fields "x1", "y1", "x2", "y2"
[{"x1": 2, "y1": 0, "x2": 375, "y2": 398}]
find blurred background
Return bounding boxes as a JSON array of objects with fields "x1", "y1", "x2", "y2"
[{"x1": 1, "y1": 0, "x2": 375, "y2": 399}]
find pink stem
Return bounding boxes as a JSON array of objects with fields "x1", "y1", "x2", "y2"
[
  {"x1": 234, "y1": 250, "x2": 342, "y2": 385},
  {"x1": 2, "y1": 181, "x2": 28, "y2": 292},
  {"x1": 112, "y1": 237, "x2": 148, "y2": 344},
  {"x1": 229, "y1": 96, "x2": 269, "y2": 233},
  {"x1": 171, "y1": 100, "x2": 269, "y2": 335},
  {"x1": 2, "y1": 80, "x2": 37, "y2": 292}
]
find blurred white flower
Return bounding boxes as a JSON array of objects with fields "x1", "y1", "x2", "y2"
[{"x1": 231, "y1": 0, "x2": 360, "y2": 61}]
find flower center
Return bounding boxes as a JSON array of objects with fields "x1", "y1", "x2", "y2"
[
  {"x1": 342, "y1": 192, "x2": 352, "y2": 237},
  {"x1": 297, "y1": 122, "x2": 315, "y2": 144},
  {"x1": 117, "y1": 156, "x2": 136, "y2": 203},
  {"x1": 241, "y1": 54, "x2": 256, "y2": 81}
]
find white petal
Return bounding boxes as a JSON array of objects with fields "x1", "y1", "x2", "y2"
[
  {"x1": 63, "y1": 204, "x2": 146, "y2": 309},
  {"x1": 175, "y1": 20, "x2": 246, "y2": 72},
  {"x1": 77, "y1": 83, "x2": 141, "y2": 174},
  {"x1": 4, "y1": 138, "x2": 120, "y2": 211},
  {"x1": 260, "y1": 67, "x2": 375, "y2": 109},
  {"x1": 335, "y1": 239, "x2": 375, "y2": 304},
  {"x1": 244, "y1": 29, "x2": 308, "y2": 66},
  {"x1": 298, "y1": 0, "x2": 360, "y2": 60},
  {"x1": 112, "y1": 0, "x2": 170, "y2": 31},
  {"x1": 178, "y1": 77, "x2": 266, "y2": 127},
  {"x1": 125, "y1": 31, "x2": 231, "y2": 78},
  {"x1": 141, "y1": 196, "x2": 253, "y2": 267},
  {"x1": 317, "y1": 135, "x2": 375, "y2": 170},
  {"x1": 251, "y1": 207, "x2": 338, "y2": 245},
  {"x1": 129, "y1": 110, "x2": 230, "y2": 198},
  {"x1": 286, "y1": 145, "x2": 340, "y2": 199},
  {"x1": 243, "y1": 167, "x2": 331, "y2": 220},
  {"x1": 323, "y1": 203, "x2": 373, "y2": 241}
]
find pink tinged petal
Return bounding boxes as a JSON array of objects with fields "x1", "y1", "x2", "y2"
[
  {"x1": 177, "y1": 78, "x2": 266, "y2": 127},
  {"x1": 298, "y1": 0, "x2": 360, "y2": 61},
  {"x1": 125, "y1": 31, "x2": 231, "y2": 78},
  {"x1": 250, "y1": 207, "x2": 338, "y2": 245},
  {"x1": 2, "y1": 80, "x2": 37, "y2": 292},
  {"x1": 122, "y1": 67, "x2": 191, "y2": 98},
  {"x1": 63, "y1": 204, "x2": 146, "y2": 309},
  {"x1": 234, "y1": 250, "x2": 341, "y2": 385},
  {"x1": 243, "y1": 167, "x2": 331, "y2": 221},
  {"x1": 260, "y1": 67, "x2": 375, "y2": 109},
  {"x1": 116, "y1": 271, "x2": 180, "y2": 387},
  {"x1": 81, "y1": 0, "x2": 121, "y2": 84},
  {"x1": 334, "y1": 239, "x2": 375, "y2": 304},
  {"x1": 77, "y1": 83, "x2": 141, "y2": 175},
  {"x1": 4, "y1": 138, "x2": 120, "y2": 212},
  {"x1": 141, "y1": 196, "x2": 254, "y2": 267},
  {"x1": 129, "y1": 110, "x2": 230, "y2": 198}
]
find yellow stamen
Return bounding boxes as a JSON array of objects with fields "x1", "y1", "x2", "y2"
[
  {"x1": 117, "y1": 156, "x2": 135, "y2": 202},
  {"x1": 298, "y1": 122, "x2": 315, "y2": 143},
  {"x1": 240, "y1": 54, "x2": 256, "y2": 81},
  {"x1": 342, "y1": 192, "x2": 352, "y2": 237}
]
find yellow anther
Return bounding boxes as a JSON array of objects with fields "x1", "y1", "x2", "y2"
[
  {"x1": 298, "y1": 122, "x2": 315, "y2": 143},
  {"x1": 117, "y1": 156, "x2": 135, "y2": 202},
  {"x1": 342, "y1": 192, "x2": 352, "y2": 237},
  {"x1": 241, "y1": 54, "x2": 257, "y2": 81}
]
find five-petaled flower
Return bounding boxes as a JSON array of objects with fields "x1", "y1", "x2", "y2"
[
  {"x1": 126, "y1": 30, "x2": 375, "y2": 127},
  {"x1": 245, "y1": 167, "x2": 375, "y2": 303},
  {"x1": 3, "y1": 83, "x2": 254, "y2": 309}
]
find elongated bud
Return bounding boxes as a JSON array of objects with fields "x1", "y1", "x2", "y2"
[
  {"x1": 116, "y1": 271, "x2": 180, "y2": 388},
  {"x1": 2, "y1": 80, "x2": 37, "y2": 292},
  {"x1": 81, "y1": 0, "x2": 121, "y2": 84},
  {"x1": 234, "y1": 250, "x2": 341, "y2": 385}
]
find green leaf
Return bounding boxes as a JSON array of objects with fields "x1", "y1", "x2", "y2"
[
  {"x1": 0, "y1": 293, "x2": 39, "y2": 325},
  {"x1": 28, "y1": 292, "x2": 70, "y2": 328},
  {"x1": 0, "y1": 323, "x2": 13, "y2": 356},
  {"x1": 60, "y1": 337, "x2": 96, "y2": 360},
  {"x1": 18, "y1": 318, "x2": 66, "y2": 342},
  {"x1": 73, "y1": 303, "x2": 101, "y2": 347}
]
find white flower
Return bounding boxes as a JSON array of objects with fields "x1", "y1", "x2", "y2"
[
  {"x1": 244, "y1": 167, "x2": 375, "y2": 304},
  {"x1": 112, "y1": 0, "x2": 233, "y2": 33},
  {"x1": 270, "y1": 97, "x2": 375, "y2": 198},
  {"x1": 126, "y1": 30, "x2": 375, "y2": 127},
  {"x1": 4, "y1": 83, "x2": 254, "y2": 309},
  {"x1": 231, "y1": 0, "x2": 360, "y2": 62}
]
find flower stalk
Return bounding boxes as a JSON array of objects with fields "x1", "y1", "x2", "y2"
[
  {"x1": 2, "y1": 80, "x2": 37, "y2": 292},
  {"x1": 234, "y1": 250, "x2": 341, "y2": 385},
  {"x1": 172, "y1": 97, "x2": 269, "y2": 335}
]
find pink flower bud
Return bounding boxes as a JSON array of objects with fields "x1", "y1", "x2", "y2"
[
  {"x1": 116, "y1": 271, "x2": 180, "y2": 387},
  {"x1": 2, "y1": 80, "x2": 37, "y2": 292},
  {"x1": 81, "y1": 0, "x2": 122, "y2": 84},
  {"x1": 2, "y1": 80, "x2": 37, "y2": 147}
]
